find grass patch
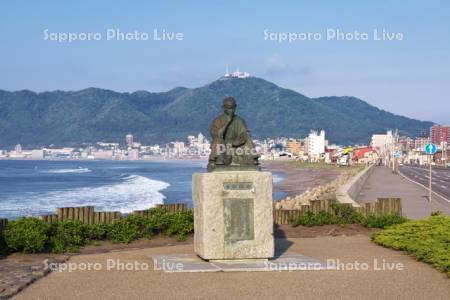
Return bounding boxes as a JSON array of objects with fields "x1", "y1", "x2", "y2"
[{"x1": 372, "y1": 215, "x2": 450, "y2": 277}]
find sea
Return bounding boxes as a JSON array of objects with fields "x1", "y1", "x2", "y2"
[{"x1": 0, "y1": 160, "x2": 285, "y2": 219}]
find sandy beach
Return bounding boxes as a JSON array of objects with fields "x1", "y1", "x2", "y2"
[{"x1": 263, "y1": 160, "x2": 342, "y2": 198}]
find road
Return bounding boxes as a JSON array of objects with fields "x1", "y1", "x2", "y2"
[
  {"x1": 399, "y1": 165, "x2": 450, "y2": 204},
  {"x1": 357, "y1": 166, "x2": 450, "y2": 219}
]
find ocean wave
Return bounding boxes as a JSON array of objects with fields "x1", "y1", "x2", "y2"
[
  {"x1": 273, "y1": 174, "x2": 284, "y2": 183},
  {"x1": 43, "y1": 167, "x2": 92, "y2": 174},
  {"x1": 0, "y1": 175, "x2": 170, "y2": 217}
]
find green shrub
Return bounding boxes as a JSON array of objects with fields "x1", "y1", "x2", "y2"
[
  {"x1": 166, "y1": 211, "x2": 194, "y2": 241},
  {"x1": 293, "y1": 211, "x2": 335, "y2": 227},
  {"x1": 4, "y1": 218, "x2": 50, "y2": 253},
  {"x1": 87, "y1": 223, "x2": 110, "y2": 240},
  {"x1": 362, "y1": 214, "x2": 408, "y2": 229},
  {"x1": 49, "y1": 220, "x2": 89, "y2": 253},
  {"x1": 145, "y1": 208, "x2": 172, "y2": 233},
  {"x1": 293, "y1": 202, "x2": 364, "y2": 227},
  {"x1": 108, "y1": 215, "x2": 144, "y2": 244},
  {"x1": 2, "y1": 207, "x2": 196, "y2": 254},
  {"x1": 331, "y1": 202, "x2": 363, "y2": 224},
  {"x1": 431, "y1": 210, "x2": 442, "y2": 216},
  {"x1": 292, "y1": 201, "x2": 407, "y2": 229},
  {"x1": 0, "y1": 233, "x2": 9, "y2": 256},
  {"x1": 145, "y1": 208, "x2": 194, "y2": 241},
  {"x1": 372, "y1": 215, "x2": 450, "y2": 277}
]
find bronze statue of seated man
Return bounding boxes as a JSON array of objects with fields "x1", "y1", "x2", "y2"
[{"x1": 207, "y1": 97, "x2": 260, "y2": 172}]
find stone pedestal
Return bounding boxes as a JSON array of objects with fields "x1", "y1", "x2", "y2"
[{"x1": 193, "y1": 171, "x2": 274, "y2": 260}]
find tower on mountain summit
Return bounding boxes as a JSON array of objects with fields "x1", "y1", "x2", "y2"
[{"x1": 224, "y1": 65, "x2": 250, "y2": 78}]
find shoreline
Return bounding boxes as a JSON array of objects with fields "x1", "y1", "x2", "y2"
[
  {"x1": 262, "y1": 160, "x2": 342, "y2": 199},
  {"x1": 0, "y1": 157, "x2": 208, "y2": 162},
  {"x1": 0, "y1": 159, "x2": 341, "y2": 220}
]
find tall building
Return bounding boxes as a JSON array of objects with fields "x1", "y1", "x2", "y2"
[
  {"x1": 306, "y1": 130, "x2": 325, "y2": 160},
  {"x1": 371, "y1": 131, "x2": 393, "y2": 154},
  {"x1": 172, "y1": 141, "x2": 185, "y2": 158},
  {"x1": 430, "y1": 125, "x2": 450, "y2": 145},
  {"x1": 126, "y1": 134, "x2": 134, "y2": 148}
]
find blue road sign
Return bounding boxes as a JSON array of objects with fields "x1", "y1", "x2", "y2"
[
  {"x1": 425, "y1": 143, "x2": 437, "y2": 155},
  {"x1": 394, "y1": 151, "x2": 401, "y2": 158}
]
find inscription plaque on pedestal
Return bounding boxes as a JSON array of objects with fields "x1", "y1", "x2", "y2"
[{"x1": 223, "y1": 198, "x2": 254, "y2": 242}]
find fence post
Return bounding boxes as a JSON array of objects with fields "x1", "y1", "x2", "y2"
[{"x1": 0, "y1": 218, "x2": 8, "y2": 232}]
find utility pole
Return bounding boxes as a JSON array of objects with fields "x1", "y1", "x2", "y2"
[
  {"x1": 393, "y1": 129, "x2": 399, "y2": 174},
  {"x1": 425, "y1": 141, "x2": 436, "y2": 203},
  {"x1": 443, "y1": 141, "x2": 447, "y2": 169},
  {"x1": 429, "y1": 153, "x2": 432, "y2": 202}
]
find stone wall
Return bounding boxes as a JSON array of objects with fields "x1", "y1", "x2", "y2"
[
  {"x1": 275, "y1": 168, "x2": 361, "y2": 210},
  {"x1": 335, "y1": 164, "x2": 375, "y2": 207}
]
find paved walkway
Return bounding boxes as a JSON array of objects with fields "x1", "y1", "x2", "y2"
[
  {"x1": 357, "y1": 166, "x2": 450, "y2": 219},
  {"x1": 13, "y1": 236, "x2": 450, "y2": 300}
]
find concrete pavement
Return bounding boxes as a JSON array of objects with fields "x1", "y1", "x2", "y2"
[
  {"x1": 399, "y1": 165, "x2": 450, "y2": 201},
  {"x1": 357, "y1": 166, "x2": 450, "y2": 219},
  {"x1": 13, "y1": 236, "x2": 450, "y2": 300}
]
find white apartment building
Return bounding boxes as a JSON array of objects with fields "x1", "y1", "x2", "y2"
[
  {"x1": 371, "y1": 130, "x2": 394, "y2": 165},
  {"x1": 305, "y1": 130, "x2": 325, "y2": 161}
]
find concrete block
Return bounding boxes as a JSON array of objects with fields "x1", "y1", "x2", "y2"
[{"x1": 193, "y1": 171, "x2": 274, "y2": 260}]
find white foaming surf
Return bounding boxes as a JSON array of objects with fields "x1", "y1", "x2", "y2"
[
  {"x1": 44, "y1": 167, "x2": 92, "y2": 174},
  {"x1": 273, "y1": 174, "x2": 284, "y2": 183},
  {"x1": 0, "y1": 175, "x2": 170, "y2": 217}
]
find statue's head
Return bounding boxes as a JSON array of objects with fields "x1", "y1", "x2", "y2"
[{"x1": 223, "y1": 97, "x2": 236, "y2": 117}]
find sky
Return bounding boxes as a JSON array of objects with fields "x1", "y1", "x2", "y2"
[{"x1": 0, "y1": 1, "x2": 449, "y2": 123}]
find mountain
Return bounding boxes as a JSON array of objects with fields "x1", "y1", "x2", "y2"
[{"x1": 0, "y1": 77, "x2": 433, "y2": 148}]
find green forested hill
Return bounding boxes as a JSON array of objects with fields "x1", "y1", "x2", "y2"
[{"x1": 0, "y1": 77, "x2": 432, "y2": 148}]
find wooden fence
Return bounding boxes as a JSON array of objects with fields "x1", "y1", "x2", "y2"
[
  {"x1": 0, "y1": 218, "x2": 7, "y2": 232},
  {"x1": 2, "y1": 198, "x2": 400, "y2": 228},
  {"x1": 134, "y1": 203, "x2": 188, "y2": 217},
  {"x1": 39, "y1": 203, "x2": 188, "y2": 225},
  {"x1": 273, "y1": 198, "x2": 402, "y2": 225},
  {"x1": 354, "y1": 198, "x2": 402, "y2": 217}
]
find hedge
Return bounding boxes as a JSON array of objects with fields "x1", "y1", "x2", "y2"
[
  {"x1": 372, "y1": 215, "x2": 450, "y2": 277},
  {"x1": 2, "y1": 208, "x2": 194, "y2": 254}
]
